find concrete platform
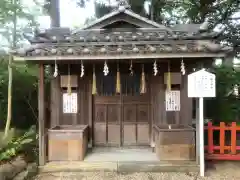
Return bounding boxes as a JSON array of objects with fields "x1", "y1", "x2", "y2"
[
  {"x1": 84, "y1": 147, "x2": 159, "y2": 162},
  {"x1": 39, "y1": 147, "x2": 199, "y2": 173}
]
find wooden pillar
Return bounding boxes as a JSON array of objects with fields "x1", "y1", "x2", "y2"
[
  {"x1": 38, "y1": 63, "x2": 46, "y2": 166},
  {"x1": 88, "y1": 77, "x2": 93, "y2": 148},
  {"x1": 50, "y1": 75, "x2": 60, "y2": 128}
]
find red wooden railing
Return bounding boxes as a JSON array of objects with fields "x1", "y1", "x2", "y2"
[{"x1": 205, "y1": 122, "x2": 240, "y2": 160}]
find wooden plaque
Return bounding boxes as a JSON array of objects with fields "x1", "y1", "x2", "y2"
[{"x1": 60, "y1": 75, "x2": 78, "y2": 87}]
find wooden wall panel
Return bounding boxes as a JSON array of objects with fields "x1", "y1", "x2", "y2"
[
  {"x1": 180, "y1": 75, "x2": 193, "y2": 125},
  {"x1": 62, "y1": 113, "x2": 77, "y2": 125},
  {"x1": 50, "y1": 76, "x2": 92, "y2": 127},
  {"x1": 137, "y1": 105, "x2": 148, "y2": 122},
  {"x1": 95, "y1": 105, "x2": 106, "y2": 123},
  {"x1": 50, "y1": 76, "x2": 61, "y2": 128},
  {"x1": 137, "y1": 124, "x2": 149, "y2": 144},
  {"x1": 94, "y1": 124, "x2": 107, "y2": 145},
  {"x1": 122, "y1": 104, "x2": 137, "y2": 145},
  {"x1": 123, "y1": 105, "x2": 136, "y2": 123},
  {"x1": 107, "y1": 105, "x2": 121, "y2": 146},
  {"x1": 150, "y1": 75, "x2": 165, "y2": 125},
  {"x1": 94, "y1": 104, "x2": 107, "y2": 145},
  {"x1": 150, "y1": 74, "x2": 192, "y2": 126},
  {"x1": 108, "y1": 125, "x2": 120, "y2": 145},
  {"x1": 78, "y1": 77, "x2": 90, "y2": 125},
  {"x1": 123, "y1": 125, "x2": 136, "y2": 145},
  {"x1": 107, "y1": 105, "x2": 120, "y2": 123}
]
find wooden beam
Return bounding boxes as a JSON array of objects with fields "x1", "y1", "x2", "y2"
[
  {"x1": 13, "y1": 52, "x2": 227, "y2": 62},
  {"x1": 14, "y1": 39, "x2": 216, "y2": 46},
  {"x1": 38, "y1": 63, "x2": 46, "y2": 166}
]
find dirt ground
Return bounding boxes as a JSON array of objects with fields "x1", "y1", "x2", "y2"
[{"x1": 34, "y1": 161, "x2": 240, "y2": 180}]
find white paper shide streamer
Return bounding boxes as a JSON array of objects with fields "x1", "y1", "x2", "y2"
[
  {"x1": 129, "y1": 60, "x2": 133, "y2": 76},
  {"x1": 80, "y1": 60, "x2": 84, "y2": 78},
  {"x1": 53, "y1": 60, "x2": 58, "y2": 77},
  {"x1": 153, "y1": 60, "x2": 158, "y2": 76},
  {"x1": 181, "y1": 59, "x2": 185, "y2": 75},
  {"x1": 103, "y1": 60, "x2": 109, "y2": 76}
]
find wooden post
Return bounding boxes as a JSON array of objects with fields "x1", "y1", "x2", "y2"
[
  {"x1": 195, "y1": 98, "x2": 200, "y2": 164},
  {"x1": 38, "y1": 63, "x2": 46, "y2": 166},
  {"x1": 220, "y1": 122, "x2": 225, "y2": 154},
  {"x1": 207, "y1": 122, "x2": 214, "y2": 154},
  {"x1": 231, "y1": 122, "x2": 237, "y2": 154},
  {"x1": 199, "y1": 97, "x2": 205, "y2": 177},
  {"x1": 88, "y1": 77, "x2": 93, "y2": 148}
]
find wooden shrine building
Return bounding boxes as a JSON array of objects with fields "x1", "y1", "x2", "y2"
[{"x1": 12, "y1": 1, "x2": 232, "y2": 171}]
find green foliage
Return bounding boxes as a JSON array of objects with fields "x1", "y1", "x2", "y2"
[
  {"x1": 78, "y1": 0, "x2": 239, "y2": 53},
  {"x1": 0, "y1": 125, "x2": 37, "y2": 161},
  {"x1": 206, "y1": 65, "x2": 240, "y2": 123},
  {"x1": 0, "y1": 0, "x2": 42, "y2": 50},
  {"x1": 0, "y1": 128, "x2": 23, "y2": 148},
  {"x1": 0, "y1": 59, "x2": 39, "y2": 129}
]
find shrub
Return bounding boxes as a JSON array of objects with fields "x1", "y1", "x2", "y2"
[{"x1": 0, "y1": 126, "x2": 37, "y2": 162}]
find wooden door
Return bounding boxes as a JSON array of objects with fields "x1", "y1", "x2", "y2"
[
  {"x1": 93, "y1": 71, "x2": 151, "y2": 147},
  {"x1": 122, "y1": 95, "x2": 150, "y2": 146},
  {"x1": 94, "y1": 96, "x2": 121, "y2": 146},
  {"x1": 93, "y1": 95, "x2": 150, "y2": 147}
]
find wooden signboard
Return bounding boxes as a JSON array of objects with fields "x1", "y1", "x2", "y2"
[
  {"x1": 188, "y1": 69, "x2": 215, "y2": 98},
  {"x1": 187, "y1": 69, "x2": 216, "y2": 177},
  {"x1": 63, "y1": 93, "x2": 78, "y2": 114},
  {"x1": 165, "y1": 90, "x2": 180, "y2": 111}
]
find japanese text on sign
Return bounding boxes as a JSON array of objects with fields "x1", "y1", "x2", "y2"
[
  {"x1": 188, "y1": 69, "x2": 216, "y2": 98},
  {"x1": 165, "y1": 90, "x2": 181, "y2": 111},
  {"x1": 63, "y1": 93, "x2": 78, "y2": 113}
]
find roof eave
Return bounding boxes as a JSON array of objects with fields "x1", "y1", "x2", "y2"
[{"x1": 13, "y1": 52, "x2": 228, "y2": 62}]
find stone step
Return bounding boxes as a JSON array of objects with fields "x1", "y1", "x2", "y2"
[{"x1": 39, "y1": 161, "x2": 199, "y2": 173}]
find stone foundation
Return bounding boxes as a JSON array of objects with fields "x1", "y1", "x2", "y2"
[{"x1": 0, "y1": 156, "x2": 37, "y2": 180}]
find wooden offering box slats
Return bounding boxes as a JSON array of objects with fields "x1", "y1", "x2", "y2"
[
  {"x1": 154, "y1": 124, "x2": 195, "y2": 161},
  {"x1": 48, "y1": 125, "x2": 88, "y2": 161}
]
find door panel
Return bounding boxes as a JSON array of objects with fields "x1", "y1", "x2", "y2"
[
  {"x1": 93, "y1": 95, "x2": 150, "y2": 147},
  {"x1": 137, "y1": 124, "x2": 149, "y2": 144},
  {"x1": 94, "y1": 105, "x2": 107, "y2": 145},
  {"x1": 122, "y1": 96, "x2": 150, "y2": 146},
  {"x1": 93, "y1": 96, "x2": 121, "y2": 146},
  {"x1": 137, "y1": 104, "x2": 149, "y2": 145},
  {"x1": 123, "y1": 105, "x2": 136, "y2": 145},
  {"x1": 107, "y1": 105, "x2": 121, "y2": 146},
  {"x1": 94, "y1": 124, "x2": 106, "y2": 145},
  {"x1": 123, "y1": 105, "x2": 137, "y2": 123},
  {"x1": 137, "y1": 105, "x2": 149, "y2": 122},
  {"x1": 108, "y1": 124, "x2": 121, "y2": 145},
  {"x1": 123, "y1": 124, "x2": 136, "y2": 145}
]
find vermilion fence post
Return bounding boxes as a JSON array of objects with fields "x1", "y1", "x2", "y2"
[
  {"x1": 231, "y1": 122, "x2": 237, "y2": 154},
  {"x1": 205, "y1": 122, "x2": 240, "y2": 160},
  {"x1": 220, "y1": 122, "x2": 225, "y2": 154},
  {"x1": 207, "y1": 122, "x2": 214, "y2": 154}
]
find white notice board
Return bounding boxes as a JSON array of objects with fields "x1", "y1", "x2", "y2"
[
  {"x1": 63, "y1": 93, "x2": 78, "y2": 113},
  {"x1": 188, "y1": 69, "x2": 216, "y2": 98},
  {"x1": 165, "y1": 90, "x2": 180, "y2": 111}
]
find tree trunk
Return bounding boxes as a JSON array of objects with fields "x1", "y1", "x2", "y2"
[{"x1": 4, "y1": 0, "x2": 17, "y2": 138}]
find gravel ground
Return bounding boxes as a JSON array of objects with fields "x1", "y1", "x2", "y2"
[{"x1": 34, "y1": 161, "x2": 240, "y2": 180}]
